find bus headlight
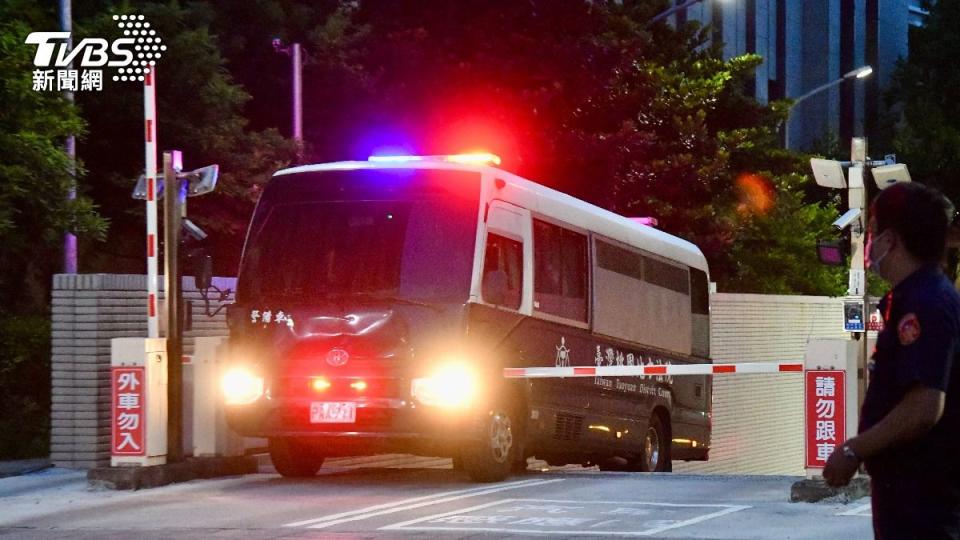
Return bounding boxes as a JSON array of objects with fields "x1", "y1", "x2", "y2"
[
  {"x1": 222, "y1": 367, "x2": 264, "y2": 405},
  {"x1": 411, "y1": 364, "x2": 478, "y2": 408}
]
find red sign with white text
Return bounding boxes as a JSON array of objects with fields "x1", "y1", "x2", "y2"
[
  {"x1": 111, "y1": 367, "x2": 145, "y2": 456},
  {"x1": 805, "y1": 370, "x2": 846, "y2": 468}
]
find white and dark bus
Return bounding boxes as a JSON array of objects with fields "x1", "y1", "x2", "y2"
[{"x1": 222, "y1": 154, "x2": 712, "y2": 482}]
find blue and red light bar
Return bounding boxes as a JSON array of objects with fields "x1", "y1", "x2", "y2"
[{"x1": 368, "y1": 153, "x2": 502, "y2": 166}]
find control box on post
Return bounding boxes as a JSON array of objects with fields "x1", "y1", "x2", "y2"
[
  {"x1": 111, "y1": 337, "x2": 167, "y2": 467},
  {"x1": 803, "y1": 338, "x2": 862, "y2": 479},
  {"x1": 192, "y1": 336, "x2": 244, "y2": 457}
]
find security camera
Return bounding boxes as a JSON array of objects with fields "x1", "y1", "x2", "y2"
[
  {"x1": 811, "y1": 158, "x2": 847, "y2": 189},
  {"x1": 833, "y1": 208, "x2": 862, "y2": 230},
  {"x1": 182, "y1": 218, "x2": 208, "y2": 242},
  {"x1": 871, "y1": 163, "x2": 911, "y2": 190}
]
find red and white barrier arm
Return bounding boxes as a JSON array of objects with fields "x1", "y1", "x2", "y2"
[
  {"x1": 144, "y1": 68, "x2": 159, "y2": 338},
  {"x1": 503, "y1": 362, "x2": 804, "y2": 379}
]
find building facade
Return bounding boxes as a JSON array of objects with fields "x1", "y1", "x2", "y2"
[{"x1": 676, "y1": 0, "x2": 928, "y2": 151}]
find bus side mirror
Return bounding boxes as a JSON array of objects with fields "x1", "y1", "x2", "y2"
[{"x1": 482, "y1": 270, "x2": 509, "y2": 306}]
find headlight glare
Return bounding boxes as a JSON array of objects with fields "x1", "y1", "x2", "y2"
[
  {"x1": 411, "y1": 364, "x2": 478, "y2": 408},
  {"x1": 222, "y1": 367, "x2": 264, "y2": 405}
]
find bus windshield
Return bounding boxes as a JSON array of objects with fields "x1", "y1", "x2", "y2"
[{"x1": 237, "y1": 168, "x2": 480, "y2": 306}]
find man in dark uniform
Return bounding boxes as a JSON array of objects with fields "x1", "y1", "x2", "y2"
[{"x1": 824, "y1": 182, "x2": 960, "y2": 539}]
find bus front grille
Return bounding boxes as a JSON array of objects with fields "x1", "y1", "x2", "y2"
[{"x1": 553, "y1": 414, "x2": 583, "y2": 441}]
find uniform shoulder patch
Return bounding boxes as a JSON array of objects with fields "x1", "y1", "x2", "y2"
[{"x1": 898, "y1": 313, "x2": 921, "y2": 346}]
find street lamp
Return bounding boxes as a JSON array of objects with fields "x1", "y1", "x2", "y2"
[
  {"x1": 784, "y1": 65, "x2": 873, "y2": 149},
  {"x1": 273, "y1": 39, "x2": 303, "y2": 161}
]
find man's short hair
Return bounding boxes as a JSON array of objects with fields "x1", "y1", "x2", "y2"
[{"x1": 871, "y1": 182, "x2": 954, "y2": 264}]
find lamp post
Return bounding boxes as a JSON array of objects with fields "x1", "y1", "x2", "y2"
[
  {"x1": 273, "y1": 39, "x2": 303, "y2": 161},
  {"x1": 785, "y1": 65, "x2": 873, "y2": 150},
  {"x1": 61, "y1": 0, "x2": 77, "y2": 274},
  {"x1": 811, "y1": 140, "x2": 910, "y2": 414}
]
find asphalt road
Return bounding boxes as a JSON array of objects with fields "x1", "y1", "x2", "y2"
[{"x1": 0, "y1": 456, "x2": 872, "y2": 539}]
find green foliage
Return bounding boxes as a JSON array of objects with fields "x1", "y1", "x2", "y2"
[
  {"x1": 0, "y1": 15, "x2": 107, "y2": 312},
  {"x1": 280, "y1": 1, "x2": 843, "y2": 294},
  {"x1": 726, "y1": 173, "x2": 846, "y2": 295},
  {"x1": 887, "y1": 0, "x2": 960, "y2": 200},
  {"x1": 76, "y1": 1, "x2": 298, "y2": 275},
  {"x1": 0, "y1": 315, "x2": 50, "y2": 459},
  {"x1": 883, "y1": 0, "x2": 960, "y2": 282}
]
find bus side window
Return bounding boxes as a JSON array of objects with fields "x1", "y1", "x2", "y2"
[
  {"x1": 534, "y1": 220, "x2": 587, "y2": 322},
  {"x1": 483, "y1": 233, "x2": 522, "y2": 310}
]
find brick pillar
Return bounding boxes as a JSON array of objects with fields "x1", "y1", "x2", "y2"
[{"x1": 50, "y1": 274, "x2": 235, "y2": 469}]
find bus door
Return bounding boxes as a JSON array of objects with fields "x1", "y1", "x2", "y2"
[{"x1": 467, "y1": 200, "x2": 533, "y2": 373}]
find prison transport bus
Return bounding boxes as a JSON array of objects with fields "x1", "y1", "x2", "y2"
[{"x1": 222, "y1": 153, "x2": 712, "y2": 482}]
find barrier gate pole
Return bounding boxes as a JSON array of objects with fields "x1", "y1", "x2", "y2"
[
  {"x1": 503, "y1": 361, "x2": 804, "y2": 379},
  {"x1": 144, "y1": 68, "x2": 159, "y2": 338},
  {"x1": 163, "y1": 150, "x2": 185, "y2": 463}
]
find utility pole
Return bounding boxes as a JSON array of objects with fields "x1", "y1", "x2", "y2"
[
  {"x1": 132, "y1": 152, "x2": 219, "y2": 463},
  {"x1": 60, "y1": 0, "x2": 77, "y2": 273},
  {"x1": 292, "y1": 42, "x2": 303, "y2": 151},
  {"x1": 163, "y1": 150, "x2": 185, "y2": 463},
  {"x1": 273, "y1": 39, "x2": 303, "y2": 162},
  {"x1": 848, "y1": 137, "x2": 870, "y2": 409}
]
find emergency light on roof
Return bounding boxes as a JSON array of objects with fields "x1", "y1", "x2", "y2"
[
  {"x1": 629, "y1": 217, "x2": 659, "y2": 227},
  {"x1": 368, "y1": 153, "x2": 502, "y2": 166}
]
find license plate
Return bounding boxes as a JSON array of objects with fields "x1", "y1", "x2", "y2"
[{"x1": 310, "y1": 402, "x2": 356, "y2": 423}]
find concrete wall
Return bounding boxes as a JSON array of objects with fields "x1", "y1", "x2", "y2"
[
  {"x1": 50, "y1": 277, "x2": 858, "y2": 475},
  {"x1": 50, "y1": 274, "x2": 235, "y2": 469},
  {"x1": 674, "y1": 293, "x2": 851, "y2": 476}
]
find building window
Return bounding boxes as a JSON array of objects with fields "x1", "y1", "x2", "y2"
[{"x1": 534, "y1": 220, "x2": 587, "y2": 321}]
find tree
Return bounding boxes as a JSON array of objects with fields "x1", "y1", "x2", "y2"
[
  {"x1": 0, "y1": 11, "x2": 107, "y2": 312},
  {"x1": 75, "y1": 1, "x2": 298, "y2": 275},
  {"x1": 886, "y1": 0, "x2": 960, "y2": 202},
  {"x1": 291, "y1": 0, "x2": 844, "y2": 294},
  {"x1": 0, "y1": 1, "x2": 107, "y2": 458}
]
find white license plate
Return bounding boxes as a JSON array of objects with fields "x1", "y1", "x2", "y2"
[{"x1": 310, "y1": 402, "x2": 356, "y2": 423}]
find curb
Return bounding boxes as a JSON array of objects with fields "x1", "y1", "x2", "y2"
[
  {"x1": 87, "y1": 455, "x2": 258, "y2": 490},
  {"x1": 790, "y1": 476, "x2": 870, "y2": 503},
  {"x1": 0, "y1": 458, "x2": 53, "y2": 478}
]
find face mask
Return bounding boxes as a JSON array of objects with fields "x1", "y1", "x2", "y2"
[{"x1": 866, "y1": 230, "x2": 892, "y2": 273}]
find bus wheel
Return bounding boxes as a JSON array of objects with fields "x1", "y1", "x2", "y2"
[
  {"x1": 463, "y1": 406, "x2": 517, "y2": 482},
  {"x1": 638, "y1": 415, "x2": 669, "y2": 472},
  {"x1": 269, "y1": 437, "x2": 324, "y2": 478}
]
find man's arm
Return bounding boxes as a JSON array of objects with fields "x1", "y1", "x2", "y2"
[
  {"x1": 847, "y1": 383, "x2": 945, "y2": 458},
  {"x1": 824, "y1": 384, "x2": 944, "y2": 487}
]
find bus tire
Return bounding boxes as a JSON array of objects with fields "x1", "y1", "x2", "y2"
[
  {"x1": 637, "y1": 414, "x2": 670, "y2": 472},
  {"x1": 463, "y1": 404, "x2": 518, "y2": 482},
  {"x1": 269, "y1": 437, "x2": 324, "y2": 478},
  {"x1": 512, "y1": 455, "x2": 530, "y2": 474}
]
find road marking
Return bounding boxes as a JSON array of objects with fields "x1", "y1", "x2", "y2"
[
  {"x1": 382, "y1": 498, "x2": 751, "y2": 536},
  {"x1": 381, "y1": 498, "x2": 513, "y2": 531},
  {"x1": 640, "y1": 504, "x2": 751, "y2": 536},
  {"x1": 836, "y1": 502, "x2": 872, "y2": 516},
  {"x1": 283, "y1": 478, "x2": 563, "y2": 529}
]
